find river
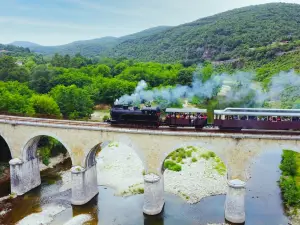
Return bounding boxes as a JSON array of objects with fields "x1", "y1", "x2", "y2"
[{"x1": 0, "y1": 148, "x2": 292, "y2": 225}]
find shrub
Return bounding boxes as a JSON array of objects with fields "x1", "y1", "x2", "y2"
[
  {"x1": 176, "y1": 157, "x2": 182, "y2": 163},
  {"x1": 200, "y1": 153, "x2": 210, "y2": 160},
  {"x1": 103, "y1": 115, "x2": 110, "y2": 122},
  {"x1": 208, "y1": 151, "x2": 216, "y2": 158},
  {"x1": 192, "y1": 157, "x2": 197, "y2": 163},
  {"x1": 164, "y1": 160, "x2": 182, "y2": 172},
  {"x1": 37, "y1": 146, "x2": 51, "y2": 166},
  {"x1": 280, "y1": 176, "x2": 300, "y2": 206},
  {"x1": 280, "y1": 150, "x2": 297, "y2": 176},
  {"x1": 187, "y1": 150, "x2": 192, "y2": 157}
]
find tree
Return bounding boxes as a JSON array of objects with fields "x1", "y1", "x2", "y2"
[
  {"x1": 0, "y1": 81, "x2": 35, "y2": 115},
  {"x1": 50, "y1": 85, "x2": 93, "y2": 119},
  {"x1": 0, "y1": 56, "x2": 29, "y2": 82},
  {"x1": 93, "y1": 64, "x2": 111, "y2": 77},
  {"x1": 177, "y1": 68, "x2": 194, "y2": 86},
  {"x1": 29, "y1": 65, "x2": 56, "y2": 93},
  {"x1": 30, "y1": 95, "x2": 61, "y2": 117}
]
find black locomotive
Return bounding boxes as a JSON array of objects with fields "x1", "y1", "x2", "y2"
[{"x1": 110, "y1": 104, "x2": 161, "y2": 128}]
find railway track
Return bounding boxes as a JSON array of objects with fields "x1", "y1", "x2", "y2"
[{"x1": 0, "y1": 115, "x2": 300, "y2": 136}]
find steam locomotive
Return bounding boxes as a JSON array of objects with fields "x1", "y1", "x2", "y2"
[{"x1": 109, "y1": 104, "x2": 300, "y2": 131}]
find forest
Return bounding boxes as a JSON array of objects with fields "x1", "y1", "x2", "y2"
[{"x1": 0, "y1": 46, "x2": 299, "y2": 120}]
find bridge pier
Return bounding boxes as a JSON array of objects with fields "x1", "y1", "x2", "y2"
[
  {"x1": 9, "y1": 158, "x2": 41, "y2": 195},
  {"x1": 71, "y1": 165, "x2": 99, "y2": 205},
  {"x1": 143, "y1": 173, "x2": 164, "y2": 215},
  {"x1": 225, "y1": 179, "x2": 246, "y2": 224}
]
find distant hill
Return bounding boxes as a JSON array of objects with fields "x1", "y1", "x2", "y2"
[
  {"x1": 10, "y1": 41, "x2": 41, "y2": 48},
  {"x1": 110, "y1": 3, "x2": 300, "y2": 63},
  {"x1": 11, "y1": 26, "x2": 172, "y2": 57},
  {"x1": 0, "y1": 44, "x2": 31, "y2": 56},
  {"x1": 9, "y1": 3, "x2": 300, "y2": 64}
]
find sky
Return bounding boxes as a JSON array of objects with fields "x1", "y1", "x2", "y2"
[{"x1": 0, "y1": 0, "x2": 299, "y2": 46}]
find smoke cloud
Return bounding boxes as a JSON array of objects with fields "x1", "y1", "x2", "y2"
[{"x1": 115, "y1": 68, "x2": 300, "y2": 109}]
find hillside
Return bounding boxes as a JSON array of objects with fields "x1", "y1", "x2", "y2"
[
  {"x1": 0, "y1": 44, "x2": 31, "y2": 57},
  {"x1": 11, "y1": 26, "x2": 171, "y2": 57},
  {"x1": 110, "y1": 3, "x2": 300, "y2": 63},
  {"x1": 10, "y1": 41, "x2": 41, "y2": 48}
]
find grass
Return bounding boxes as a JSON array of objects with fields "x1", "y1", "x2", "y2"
[
  {"x1": 122, "y1": 183, "x2": 144, "y2": 195},
  {"x1": 108, "y1": 142, "x2": 119, "y2": 148}
]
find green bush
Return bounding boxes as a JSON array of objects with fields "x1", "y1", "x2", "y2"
[
  {"x1": 200, "y1": 153, "x2": 210, "y2": 160},
  {"x1": 37, "y1": 146, "x2": 51, "y2": 165},
  {"x1": 280, "y1": 176, "x2": 300, "y2": 207},
  {"x1": 280, "y1": 150, "x2": 297, "y2": 176},
  {"x1": 176, "y1": 157, "x2": 182, "y2": 163},
  {"x1": 187, "y1": 150, "x2": 192, "y2": 157},
  {"x1": 103, "y1": 115, "x2": 110, "y2": 121},
  {"x1": 192, "y1": 157, "x2": 197, "y2": 163},
  {"x1": 208, "y1": 151, "x2": 216, "y2": 158},
  {"x1": 164, "y1": 160, "x2": 182, "y2": 172}
]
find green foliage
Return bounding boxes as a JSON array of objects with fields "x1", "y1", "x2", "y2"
[
  {"x1": 50, "y1": 85, "x2": 93, "y2": 119},
  {"x1": 30, "y1": 95, "x2": 61, "y2": 117},
  {"x1": 37, "y1": 146, "x2": 51, "y2": 165},
  {"x1": 280, "y1": 176, "x2": 300, "y2": 207},
  {"x1": 213, "y1": 159, "x2": 226, "y2": 175},
  {"x1": 102, "y1": 115, "x2": 110, "y2": 121},
  {"x1": 111, "y1": 3, "x2": 300, "y2": 63},
  {"x1": 200, "y1": 151, "x2": 216, "y2": 160},
  {"x1": 191, "y1": 157, "x2": 197, "y2": 163},
  {"x1": 280, "y1": 150, "x2": 297, "y2": 177},
  {"x1": 37, "y1": 136, "x2": 68, "y2": 165},
  {"x1": 0, "y1": 81, "x2": 35, "y2": 115},
  {"x1": 279, "y1": 150, "x2": 300, "y2": 208},
  {"x1": 164, "y1": 160, "x2": 182, "y2": 172}
]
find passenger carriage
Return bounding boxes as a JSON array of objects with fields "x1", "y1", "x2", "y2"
[
  {"x1": 164, "y1": 108, "x2": 208, "y2": 129},
  {"x1": 214, "y1": 108, "x2": 300, "y2": 130}
]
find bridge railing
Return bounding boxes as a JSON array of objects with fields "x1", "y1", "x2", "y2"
[{"x1": 0, "y1": 114, "x2": 107, "y2": 127}]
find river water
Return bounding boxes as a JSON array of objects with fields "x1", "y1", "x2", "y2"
[{"x1": 0, "y1": 150, "x2": 291, "y2": 225}]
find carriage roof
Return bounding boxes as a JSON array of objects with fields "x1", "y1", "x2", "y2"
[
  {"x1": 215, "y1": 108, "x2": 300, "y2": 117},
  {"x1": 224, "y1": 108, "x2": 300, "y2": 113},
  {"x1": 165, "y1": 108, "x2": 207, "y2": 113}
]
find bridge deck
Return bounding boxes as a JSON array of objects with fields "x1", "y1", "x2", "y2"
[{"x1": 1, "y1": 115, "x2": 300, "y2": 141}]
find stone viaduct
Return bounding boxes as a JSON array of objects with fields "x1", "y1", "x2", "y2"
[{"x1": 1, "y1": 115, "x2": 300, "y2": 223}]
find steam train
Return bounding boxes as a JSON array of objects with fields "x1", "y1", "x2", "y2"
[{"x1": 109, "y1": 104, "x2": 300, "y2": 131}]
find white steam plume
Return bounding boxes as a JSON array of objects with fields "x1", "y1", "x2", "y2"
[{"x1": 116, "y1": 69, "x2": 300, "y2": 108}]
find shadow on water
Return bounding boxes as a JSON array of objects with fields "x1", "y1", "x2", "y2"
[{"x1": 0, "y1": 150, "x2": 291, "y2": 225}]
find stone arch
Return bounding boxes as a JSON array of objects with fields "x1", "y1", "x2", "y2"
[
  {"x1": 0, "y1": 131, "x2": 12, "y2": 159},
  {"x1": 83, "y1": 138, "x2": 146, "y2": 171},
  {"x1": 85, "y1": 143, "x2": 101, "y2": 169},
  {"x1": 160, "y1": 141, "x2": 228, "y2": 175},
  {"x1": 0, "y1": 134, "x2": 12, "y2": 162},
  {"x1": 22, "y1": 132, "x2": 72, "y2": 162}
]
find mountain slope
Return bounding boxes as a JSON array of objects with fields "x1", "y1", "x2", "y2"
[
  {"x1": 11, "y1": 26, "x2": 171, "y2": 57},
  {"x1": 110, "y1": 3, "x2": 300, "y2": 63},
  {"x1": 10, "y1": 41, "x2": 41, "y2": 48}
]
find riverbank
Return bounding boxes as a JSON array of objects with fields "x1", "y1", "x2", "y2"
[{"x1": 95, "y1": 143, "x2": 227, "y2": 203}]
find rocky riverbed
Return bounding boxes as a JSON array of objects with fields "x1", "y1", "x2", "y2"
[{"x1": 95, "y1": 143, "x2": 228, "y2": 203}]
